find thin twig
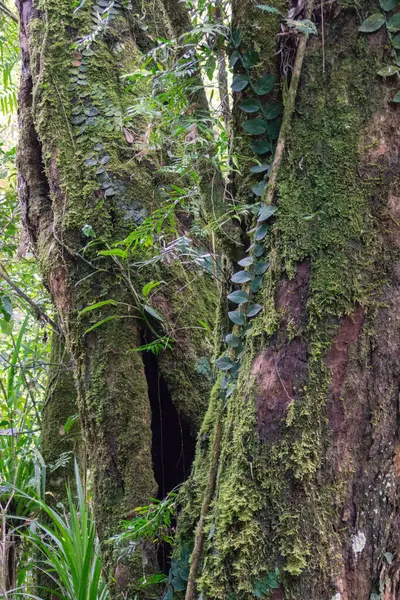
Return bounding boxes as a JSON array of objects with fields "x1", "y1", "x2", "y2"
[
  {"x1": 0, "y1": 1, "x2": 18, "y2": 22},
  {"x1": 264, "y1": 0, "x2": 314, "y2": 206},
  {"x1": 0, "y1": 263, "x2": 60, "y2": 333}
]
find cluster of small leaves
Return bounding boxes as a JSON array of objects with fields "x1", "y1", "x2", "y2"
[
  {"x1": 163, "y1": 548, "x2": 190, "y2": 600},
  {"x1": 215, "y1": 26, "x2": 279, "y2": 399},
  {"x1": 359, "y1": 1, "x2": 400, "y2": 101},
  {"x1": 253, "y1": 569, "x2": 280, "y2": 598}
]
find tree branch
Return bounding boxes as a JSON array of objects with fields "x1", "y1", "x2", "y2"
[
  {"x1": 0, "y1": 1, "x2": 18, "y2": 23},
  {"x1": 0, "y1": 263, "x2": 60, "y2": 334}
]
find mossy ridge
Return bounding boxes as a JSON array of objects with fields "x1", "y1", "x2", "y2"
[{"x1": 175, "y1": 9, "x2": 387, "y2": 600}]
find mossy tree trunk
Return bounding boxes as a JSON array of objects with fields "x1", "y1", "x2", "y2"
[
  {"x1": 175, "y1": 2, "x2": 400, "y2": 600},
  {"x1": 16, "y1": 0, "x2": 217, "y2": 594}
]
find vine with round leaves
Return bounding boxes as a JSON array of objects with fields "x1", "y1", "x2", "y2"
[{"x1": 359, "y1": 2, "x2": 400, "y2": 101}]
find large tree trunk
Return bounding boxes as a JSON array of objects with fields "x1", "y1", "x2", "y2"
[
  {"x1": 16, "y1": 0, "x2": 218, "y2": 593},
  {"x1": 175, "y1": 2, "x2": 400, "y2": 599}
]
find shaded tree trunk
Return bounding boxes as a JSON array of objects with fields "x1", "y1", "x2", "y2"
[{"x1": 175, "y1": 1, "x2": 400, "y2": 599}]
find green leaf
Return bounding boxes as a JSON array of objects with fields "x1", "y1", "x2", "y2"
[
  {"x1": 384, "y1": 551, "x2": 394, "y2": 564},
  {"x1": 1, "y1": 295, "x2": 12, "y2": 321},
  {"x1": 258, "y1": 203, "x2": 277, "y2": 221},
  {"x1": 231, "y1": 270, "x2": 252, "y2": 283},
  {"x1": 251, "y1": 276, "x2": 264, "y2": 293},
  {"x1": 98, "y1": 248, "x2": 127, "y2": 257},
  {"x1": 380, "y1": 0, "x2": 398, "y2": 10},
  {"x1": 232, "y1": 74, "x2": 249, "y2": 92},
  {"x1": 229, "y1": 50, "x2": 241, "y2": 68},
  {"x1": 84, "y1": 315, "x2": 121, "y2": 333},
  {"x1": 387, "y1": 12, "x2": 400, "y2": 30},
  {"x1": 255, "y1": 224, "x2": 268, "y2": 240},
  {"x1": 249, "y1": 140, "x2": 271, "y2": 154},
  {"x1": 228, "y1": 310, "x2": 245, "y2": 325},
  {"x1": 144, "y1": 305, "x2": 164, "y2": 322},
  {"x1": 359, "y1": 13, "x2": 385, "y2": 31},
  {"x1": 254, "y1": 261, "x2": 270, "y2": 275},
  {"x1": 84, "y1": 157, "x2": 98, "y2": 167},
  {"x1": 250, "y1": 163, "x2": 270, "y2": 173},
  {"x1": 238, "y1": 256, "x2": 253, "y2": 267},
  {"x1": 264, "y1": 102, "x2": 283, "y2": 119},
  {"x1": 377, "y1": 64, "x2": 400, "y2": 76},
  {"x1": 256, "y1": 4, "x2": 283, "y2": 14},
  {"x1": 231, "y1": 29, "x2": 242, "y2": 47},
  {"x1": 253, "y1": 74, "x2": 276, "y2": 95},
  {"x1": 79, "y1": 299, "x2": 118, "y2": 316},
  {"x1": 242, "y1": 117, "x2": 267, "y2": 134},
  {"x1": 142, "y1": 280, "x2": 163, "y2": 297},
  {"x1": 393, "y1": 89, "x2": 400, "y2": 101},
  {"x1": 216, "y1": 356, "x2": 234, "y2": 371},
  {"x1": 253, "y1": 243, "x2": 265, "y2": 257},
  {"x1": 252, "y1": 181, "x2": 267, "y2": 196},
  {"x1": 226, "y1": 333, "x2": 241, "y2": 347},
  {"x1": 227, "y1": 290, "x2": 249, "y2": 304},
  {"x1": 242, "y1": 50, "x2": 260, "y2": 68},
  {"x1": 267, "y1": 118, "x2": 281, "y2": 140},
  {"x1": 247, "y1": 304, "x2": 262, "y2": 317},
  {"x1": 392, "y1": 33, "x2": 400, "y2": 47},
  {"x1": 239, "y1": 98, "x2": 261, "y2": 113}
]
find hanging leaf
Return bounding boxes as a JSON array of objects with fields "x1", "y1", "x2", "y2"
[
  {"x1": 225, "y1": 382, "x2": 236, "y2": 398},
  {"x1": 251, "y1": 276, "x2": 264, "y2": 293},
  {"x1": 255, "y1": 224, "x2": 268, "y2": 240},
  {"x1": 144, "y1": 305, "x2": 164, "y2": 322},
  {"x1": 258, "y1": 203, "x2": 277, "y2": 221},
  {"x1": 227, "y1": 290, "x2": 249, "y2": 304},
  {"x1": 380, "y1": 0, "x2": 398, "y2": 10},
  {"x1": 264, "y1": 102, "x2": 283, "y2": 119},
  {"x1": 377, "y1": 64, "x2": 399, "y2": 76},
  {"x1": 229, "y1": 50, "x2": 241, "y2": 68},
  {"x1": 242, "y1": 117, "x2": 268, "y2": 134},
  {"x1": 240, "y1": 98, "x2": 261, "y2": 113},
  {"x1": 228, "y1": 310, "x2": 245, "y2": 325},
  {"x1": 231, "y1": 270, "x2": 252, "y2": 283},
  {"x1": 267, "y1": 118, "x2": 281, "y2": 140},
  {"x1": 242, "y1": 50, "x2": 260, "y2": 68},
  {"x1": 253, "y1": 74, "x2": 276, "y2": 95},
  {"x1": 359, "y1": 13, "x2": 385, "y2": 31},
  {"x1": 387, "y1": 13, "x2": 400, "y2": 30},
  {"x1": 249, "y1": 140, "x2": 271, "y2": 154},
  {"x1": 238, "y1": 256, "x2": 254, "y2": 267},
  {"x1": 252, "y1": 181, "x2": 267, "y2": 197},
  {"x1": 226, "y1": 333, "x2": 241, "y2": 347},
  {"x1": 247, "y1": 304, "x2": 262, "y2": 317},
  {"x1": 253, "y1": 243, "x2": 265, "y2": 257},
  {"x1": 216, "y1": 356, "x2": 234, "y2": 371},
  {"x1": 231, "y1": 29, "x2": 242, "y2": 47},
  {"x1": 250, "y1": 163, "x2": 270, "y2": 174},
  {"x1": 232, "y1": 74, "x2": 249, "y2": 92},
  {"x1": 254, "y1": 261, "x2": 270, "y2": 275},
  {"x1": 393, "y1": 89, "x2": 400, "y2": 101}
]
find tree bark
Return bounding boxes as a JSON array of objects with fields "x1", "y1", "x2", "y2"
[
  {"x1": 175, "y1": 1, "x2": 400, "y2": 599},
  {"x1": 16, "y1": 0, "x2": 217, "y2": 594}
]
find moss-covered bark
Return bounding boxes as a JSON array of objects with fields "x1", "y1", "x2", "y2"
[
  {"x1": 16, "y1": 0, "x2": 218, "y2": 595},
  {"x1": 42, "y1": 331, "x2": 81, "y2": 504},
  {"x1": 175, "y1": 2, "x2": 400, "y2": 599}
]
